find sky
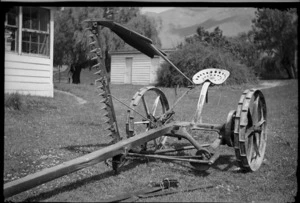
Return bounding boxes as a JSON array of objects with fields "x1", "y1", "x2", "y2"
[{"x1": 140, "y1": 7, "x2": 174, "y2": 14}]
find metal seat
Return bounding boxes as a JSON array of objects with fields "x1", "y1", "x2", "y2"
[{"x1": 192, "y1": 68, "x2": 230, "y2": 85}]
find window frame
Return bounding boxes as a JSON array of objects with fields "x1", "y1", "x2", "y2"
[
  {"x1": 5, "y1": 6, "x2": 51, "y2": 58},
  {"x1": 5, "y1": 7, "x2": 19, "y2": 53},
  {"x1": 21, "y1": 7, "x2": 50, "y2": 57}
]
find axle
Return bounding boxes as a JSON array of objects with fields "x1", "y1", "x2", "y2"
[{"x1": 127, "y1": 152, "x2": 220, "y2": 166}]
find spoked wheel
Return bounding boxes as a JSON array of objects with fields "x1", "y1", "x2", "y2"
[
  {"x1": 234, "y1": 89, "x2": 267, "y2": 172},
  {"x1": 126, "y1": 86, "x2": 171, "y2": 151}
]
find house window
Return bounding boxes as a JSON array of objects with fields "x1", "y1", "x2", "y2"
[
  {"x1": 5, "y1": 7, "x2": 51, "y2": 57},
  {"x1": 5, "y1": 7, "x2": 18, "y2": 52},
  {"x1": 22, "y1": 7, "x2": 50, "y2": 56}
]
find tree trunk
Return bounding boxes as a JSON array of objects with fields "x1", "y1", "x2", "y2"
[
  {"x1": 72, "y1": 65, "x2": 82, "y2": 84},
  {"x1": 289, "y1": 65, "x2": 295, "y2": 79},
  {"x1": 284, "y1": 65, "x2": 293, "y2": 79},
  {"x1": 294, "y1": 49, "x2": 298, "y2": 78},
  {"x1": 282, "y1": 57, "x2": 295, "y2": 79}
]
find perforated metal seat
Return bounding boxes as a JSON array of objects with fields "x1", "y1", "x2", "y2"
[{"x1": 192, "y1": 68, "x2": 230, "y2": 85}]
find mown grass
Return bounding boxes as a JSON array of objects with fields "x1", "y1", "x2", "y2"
[{"x1": 4, "y1": 76, "x2": 298, "y2": 202}]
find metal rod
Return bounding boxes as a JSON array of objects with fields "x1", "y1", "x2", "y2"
[
  {"x1": 134, "y1": 121, "x2": 150, "y2": 124},
  {"x1": 193, "y1": 81, "x2": 211, "y2": 124},
  {"x1": 127, "y1": 153, "x2": 209, "y2": 164},
  {"x1": 191, "y1": 123, "x2": 224, "y2": 133},
  {"x1": 208, "y1": 151, "x2": 220, "y2": 165},
  {"x1": 193, "y1": 123, "x2": 224, "y2": 129},
  {"x1": 154, "y1": 144, "x2": 210, "y2": 154},
  {"x1": 173, "y1": 121, "x2": 224, "y2": 130},
  {"x1": 167, "y1": 87, "x2": 194, "y2": 114}
]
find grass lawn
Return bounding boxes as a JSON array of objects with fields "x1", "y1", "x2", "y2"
[{"x1": 4, "y1": 73, "x2": 298, "y2": 202}]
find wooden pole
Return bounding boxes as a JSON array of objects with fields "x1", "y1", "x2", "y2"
[{"x1": 4, "y1": 123, "x2": 174, "y2": 198}]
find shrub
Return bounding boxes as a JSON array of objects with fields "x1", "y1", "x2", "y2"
[
  {"x1": 5, "y1": 93, "x2": 22, "y2": 110},
  {"x1": 157, "y1": 43, "x2": 257, "y2": 87},
  {"x1": 5, "y1": 93, "x2": 58, "y2": 112}
]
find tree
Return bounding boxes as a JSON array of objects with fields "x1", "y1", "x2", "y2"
[
  {"x1": 252, "y1": 8, "x2": 298, "y2": 79},
  {"x1": 193, "y1": 26, "x2": 226, "y2": 47},
  {"x1": 157, "y1": 42, "x2": 257, "y2": 87},
  {"x1": 226, "y1": 31, "x2": 260, "y2": 70},
  {"x1": 161, "y1": 26, "x2": 259, "y2": 87},
  {"x1": 54, "y1": 7, "x2": 161, "y2": 84},
  {"x1": 54, "y1": 7, "x2": 104, "y2": 83}
]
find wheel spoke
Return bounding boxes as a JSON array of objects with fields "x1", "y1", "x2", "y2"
[
  {"x1": 248, "y1": 133, "x2": 254, "y2": 161},
  {"x1": 141, "y1": 95, "x2": 150, "y2": 117},
  {"x1": 254, "y1": 119, "x2": 265, "y2": 129},
  {"x1": 245, "y1": 127, "x2": 255, "y2": 137},
  {"x1": 247, "y1": 110, "x2": 253, "y2": 128},
  {"x1": 252, "y1": 95, "x2": 259, "y2": 123},
  {"x1": 252, "y1": 134, "x2": 261, "y2": 159},
  {"x1": 259, "y1": 99, "x2": 265, "y2": 124},
  {"x1": 152, "y1": 95, "x2": 160, "y2": 116}
]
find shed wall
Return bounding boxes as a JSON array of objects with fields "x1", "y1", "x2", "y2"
[{"x1": 111, "y1": 53, "x2": 159, "y2": 85}]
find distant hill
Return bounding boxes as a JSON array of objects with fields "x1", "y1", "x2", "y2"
[{"x1": 144, "y1": 7, "x2": 256, "y2": 49}]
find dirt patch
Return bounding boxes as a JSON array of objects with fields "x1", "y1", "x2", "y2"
[{"x1": 256, "y1": 80, "x2": 289, "y2": 89}]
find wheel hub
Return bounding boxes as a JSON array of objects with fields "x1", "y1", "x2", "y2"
[{"x1": 190, "y1": 149, "x2": 212, "y2": 171}]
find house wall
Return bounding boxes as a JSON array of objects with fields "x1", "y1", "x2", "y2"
[
  {"x1": 5, "y1": 54, "x2": 53, "y2": 97},
  {"x1": 4, "y1": 7, "x2": 54, "y2": 97}
]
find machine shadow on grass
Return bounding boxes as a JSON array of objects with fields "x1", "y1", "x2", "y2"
[
  {"x1": 22, "y1": 170, "x2": 115, "y2": 202},
  {"x1": 24, "y1": 142, "x2": 238, "y2": 202},
  {"x1": 23, "y1": 156, "x2": 145, "y2": 202}
]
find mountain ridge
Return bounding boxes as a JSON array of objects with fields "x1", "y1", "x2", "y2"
[{"x1": 143, "y1": 7, "x2": 257, "y2": 48}]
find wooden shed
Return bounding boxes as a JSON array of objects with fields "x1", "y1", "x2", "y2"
[
  {"x1": 5, "y1": 6, "x2": 59, "y2": 97},
  {"x1": 110, "y1": 49, "x2": 174, "y2": 85}
]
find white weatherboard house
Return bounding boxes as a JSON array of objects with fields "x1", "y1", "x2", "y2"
[
  {"x1": 110, "y1": 49, "x2": 174, "y2": 85},
  {"x1": 5, "y1": 6, "x2": 59, "y2": 97}
]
